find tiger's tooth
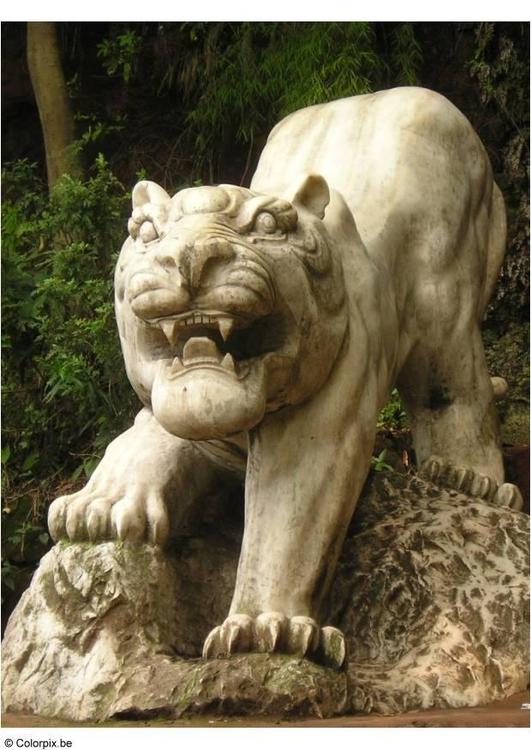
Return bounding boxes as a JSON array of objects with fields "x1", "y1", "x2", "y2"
[
  {"x1": 218, "y1": 317, "x2": 235, "y2": 341},
  {"x1": 160, "y1": 320, "x2": 178, "y2": 345},
  {"x1": 171, "y1": 356, "x2": 183, "y2": 372},
  {"x1": 220, "y1": 353, "x2": 236, "y2": 373}
]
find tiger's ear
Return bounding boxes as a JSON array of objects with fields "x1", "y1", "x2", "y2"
[
  {"x1": 285, "y1": 173, "x2": 330, "y2": 220},
  {"x1": 129, "y1": 181, "x2": 171, "y2": 240},
  {"x1": 132, "y1": 180, "x2": 171, "y2": 210}
]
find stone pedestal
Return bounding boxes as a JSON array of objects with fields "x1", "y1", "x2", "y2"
[{"x1": 2, "y1": 471, "x2": 529, "y2": 721}]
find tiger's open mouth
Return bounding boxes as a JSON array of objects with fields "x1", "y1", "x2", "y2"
[{"x1": 144, "y1": 310, "x2": 288, "y2": 381}]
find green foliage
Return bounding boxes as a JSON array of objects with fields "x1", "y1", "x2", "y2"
[
  {"x1": 377, "y1": 388, "x2": 409, "y2": 431},
  {"x1": 97, "y1": 29, "x2": 142, "y2": 83},
  {"x1": 470, "y1": 23, "x2": 528, "y2": 114},
  {"x1": 483, "y1": 320, "x2": 530, "y2": 444},
  {"x1": 469, "y1": 22, "x2": 529, "y2": 319},
  {"x1": 391, "y1": 23, "x2": 423, "y2": 85},
  {"x1": 2, "y1": 157, "x2": 137, "y2": 584},
  {"x1": 45, "y1": 22, "x2": 424, "y2": 189},
  {"x1": 149, "y1": 22, "x2": 422, "y2": 176},
  {"x1": 371, "y1": 449, "x2": 394, "y2": 473},
  {"x1": 1, "y1": 498, "x2": 50, "y2": 605},
  {"x1": 2, "y1": 156, "x2": 136, "y2": 487},
  {"x1": 73, "y1": 113, "x2": 126, "y2": 152}
]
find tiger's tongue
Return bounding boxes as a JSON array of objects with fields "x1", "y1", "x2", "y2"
[
  {"x1": 152, "y1": 335, "x2": 267, "y2": 439},
  {"x1": 182, "y1": 337, "x2": 222, "y2": 366}
]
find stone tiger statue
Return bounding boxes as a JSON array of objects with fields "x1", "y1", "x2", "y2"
[{"x1": 48, "y1": 87, "x2": 522, "y2": 669}]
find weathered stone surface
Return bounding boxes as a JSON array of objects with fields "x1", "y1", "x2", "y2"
[
  {"x1": 2, "y1": 471, "x2": 528, "y2": 721},
  {"x1": 1, "y1": 539, "x2": 345, "y2": 721},
  {"x1": 328, "y1": 474, "x2": 529, "y2": 713}
]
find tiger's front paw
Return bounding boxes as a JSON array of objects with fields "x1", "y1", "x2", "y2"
[
  {"x1": 48, "y1": 485, "x2": 170, "y2": 545},
  {"x1": 202, "y1": 612, "x2": 346, "y2": 670}
]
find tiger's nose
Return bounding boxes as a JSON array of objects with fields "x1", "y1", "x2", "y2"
[{"x1": 182, "y1": 236, "x2": 235, "y2": 289}]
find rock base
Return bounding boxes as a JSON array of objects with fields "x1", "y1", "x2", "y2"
[{"x1": 2, "y1": 471, "x2": 529, "y2": 721}]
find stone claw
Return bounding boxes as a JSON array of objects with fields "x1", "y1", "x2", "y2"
[
  {"x1": 419, "y1": 455, "x2": 443, "y2": 482},
  {"x1": 227, "y1": 623, "x2": 240, "y2": 653},
  {"x1": 470, "y1": 472, "x2": 497, "y2": 501},
  {"x1": 202, "y1": 625, "x2": 223, "y2": 659},
  {"x1": 86, "y1": 499, "x2": 111, "y2": 541},
  {"x1": 437, "y1": 462, "x2": 457, "y2": 487},
  {"x1": 286, "y1": 615, "x2": 320, "y2": 657},
  {"x1": 203, "y1": 614, "x2": 253, "y2": 658},
  {"x1": 111, "y1": 502, "x2": 146, "y2": 542},
  {"x1": 226, "y1": 614, "x2": 253, "y2": 653},
  {"x1": 494, "y1": 483, "x2": 523, "y2": 511},
  {"x1": 48, "y1": 497, "x2": 68, "y2": 542},
  {"x1": 454, "y1": 468, "x2": 474, "y2": 493},
  {"x1": 255, "y1": 611, "x2": 287, "y2": 652},
  {"x1": 318, "y1": 626, "x2": 347, "y2": 670}
]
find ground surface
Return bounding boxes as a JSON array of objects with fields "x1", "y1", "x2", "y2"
[{"x1": 2, "y1": 691, "x2": 529, "y2": 728}]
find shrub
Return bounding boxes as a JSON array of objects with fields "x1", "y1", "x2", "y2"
[{"x1": 1, "y1": 156, "x2": 138, "y2": 610}]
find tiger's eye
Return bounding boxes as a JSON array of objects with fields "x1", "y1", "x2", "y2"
[{"x1": 254, "y1": 211, "x2": 277, "y2": 234}]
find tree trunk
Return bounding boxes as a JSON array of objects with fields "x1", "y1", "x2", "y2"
[{"x1": 26, "y1": 22, "x2": 82, "y2": 191}]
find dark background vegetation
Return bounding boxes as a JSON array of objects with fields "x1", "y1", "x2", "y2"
[{"x1": 1, "y1": 21, "x2": 529, "y2": 627}]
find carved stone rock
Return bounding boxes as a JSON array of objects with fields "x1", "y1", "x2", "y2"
[
  {"x1": 3, "y1": 470, "x2": 528, "y2": 721},
  {"x1": 331, "y1": 473, "x2": 529, "y2": 713}
]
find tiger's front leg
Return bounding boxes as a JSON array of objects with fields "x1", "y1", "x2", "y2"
[
  {"x1": 48, "y1": 408, "x2": 243, "y2": 544},
  {"x1": 202, "y1": 386, "x2": 376, "y2": 670}
]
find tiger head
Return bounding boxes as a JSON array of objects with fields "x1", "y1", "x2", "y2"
[{"x1": 115, "y1": 175, "x2": 349, "y2": 440}]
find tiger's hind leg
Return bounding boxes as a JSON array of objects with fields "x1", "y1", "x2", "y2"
[{"x1": 397, "y1": 322, "x2": 523, "y2": 510}]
